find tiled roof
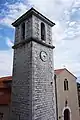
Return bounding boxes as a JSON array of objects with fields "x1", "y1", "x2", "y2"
[
  {"x1": 0, "y1": 76, "x2": 12, "y2": 105},
  {"x1": 0, "y1": 76, "x2": 12, "y2": 82},
  {"x1": 54, "y1": 68, "x2": 65, "y2": 74},
  {"x1": 0, "y1": 76, "x2": 12, "y2": 88},
  {"x1": 54, "y1": 68, "x2": 77, "y2": 79},
  {"x1": 0, "y1": 89, "x2": 11, "y2": 105}
]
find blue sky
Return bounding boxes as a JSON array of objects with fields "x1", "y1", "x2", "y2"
[{"x1": 0, "y1": 0, "x2": 80, "y2": 81}]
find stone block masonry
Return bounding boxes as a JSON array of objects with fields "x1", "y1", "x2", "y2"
[
  {"x1": 10, "y1": 7, "x2": 56, "y2": 120},
  {"x1": 10, "y1": 40, "x2": 56, "y2": 120}
]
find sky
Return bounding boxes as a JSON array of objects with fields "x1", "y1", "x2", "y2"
[{"x1": 0, "y1": 0, "x2": 80, "y2": 82}]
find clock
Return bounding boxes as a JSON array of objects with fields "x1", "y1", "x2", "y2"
[{"x1": 40, "y1": 51, "x2": 47, "y2": 62}]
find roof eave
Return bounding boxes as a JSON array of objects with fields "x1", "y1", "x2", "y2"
[
  {"x1": 12, "y1": 7, "x2": 55, "y2": 27},
  {"x1": 54, "y1": 68, "x2": 77, "y2": 79}
]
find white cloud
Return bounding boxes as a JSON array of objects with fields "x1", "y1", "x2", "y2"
[
  {"x1": 0, "y1": 0, "x2": 80, "y2": 80},
  {"x1": 54, "y1": 34, "x2": 80, "y2": 77},
  {"x1": 71, "y1": 8, "x2": 77, "y2": 13},
  {"x1": 0, "y1": 2, "x2": 29, "y2": 27},
  {"x1": 69, "y1": 21, "x2": 76, "y2": 26},
  {"x1": 27, "y1": 0, "x2": 80, "y2": 79},
  {"x1": 73, "y1": 0, "x2": 80, "y2": 7},
  {"x1": 0, "y1": 50, "x2": 13, "y2": 77},
  {"x1": 28, "y1": 0, "x2": 75, "y2": 20},
  {"x1": 6, "y1": 37, "x2": 14, "y2": 48}
]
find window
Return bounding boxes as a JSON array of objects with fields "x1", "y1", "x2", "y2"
[
  {"x1": 64, "y1": 79, "x2": 69, "y2": 91},
  {"x1": 41, "y1": 22, "x2": 45, "y2": 40},
  {"x1": 64, "y1": 80, "x2": 66, "y2": 90},
  {"x1": 65, "y1": 100, "x2": 68, "y2": 106},
  {"x1": 21, "y1": 22, "x2": 25, "y2": 39},
  {"x1": 64, "y1": 109, "x2": 70, "y2": 120},
  {"x1": 79, "y1": 100, "x2": 80, "y2": 107},
  {"x1": 0, "y1": 113, "x2": 3, "y2": 120}
]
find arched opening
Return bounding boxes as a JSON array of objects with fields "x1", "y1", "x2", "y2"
[
  {"x1": 64, "y1": 79, "x2": 69, "y2": 91},
  {"x1": 41, "y1": 22, "x2": 45, "y2": 41},
  {"x1": 0, "y1": 113, "x2": 3, "y2": 120},
  {"x1": 64, "y1": 109, "x2": 70, "y2": 120},
  {"x1": 21, "y1": 22, "x2": 25, "y2": 39}
]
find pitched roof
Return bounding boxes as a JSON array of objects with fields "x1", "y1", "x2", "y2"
[
  {"x1": 54, "y1": 68, "x2": 77, "y2": 79},
  {"x1": 0, "y1": 76, "x2": 12, "y2": 88},
  {"x1": 0, "y1": 76, "x2": 12, "y2": 82},
  {"x1": 54, "y1": 68, "x2": 64, "y2": 74},
  {"x1": 12, "y1": 7, "x2": 55, "y2": 27}
]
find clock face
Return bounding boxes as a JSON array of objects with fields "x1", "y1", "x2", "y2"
[{"x1": 40, "y1": 51, "x2": 47, "y2": 62}]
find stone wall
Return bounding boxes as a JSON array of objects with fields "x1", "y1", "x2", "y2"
[
  {"x1": 10, "y1": 40, "x2": 56, "y2": 120},
  {"x1": 32, "y1": 41, "x2": 55, "y2": 120},
  {"x1": 11, "y1": 42, "x2": 32, "y2": 120},
  {"x1": 32, "y1": 15, "x2": 52, "y2": 45},
  {"x1": 15, "y1": 15, "x2": 52, "y2": 46},
  {"x1": 11, "y1": 8, "x2": 56, "y2": 120}
]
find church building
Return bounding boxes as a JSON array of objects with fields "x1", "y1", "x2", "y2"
[{"x1": 54, "y1": 68, "x2": 80, "y2": 120}]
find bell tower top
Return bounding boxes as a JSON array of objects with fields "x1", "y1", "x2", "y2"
[
  {"x1": 12, "y1": 7, "x2": 55, "y2": 47},
  {"x1": 12, "y1": 7, "x2": 55, "y2": 27}
]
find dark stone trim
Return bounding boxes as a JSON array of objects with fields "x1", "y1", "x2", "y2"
[
  {"x1": 12, "y1": 38, "x2": 55, "y2": 49},
  {"x1": 12, "y1": 7, "x2": 55, "y2": 27}
]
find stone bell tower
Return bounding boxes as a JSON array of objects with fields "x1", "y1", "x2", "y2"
[{"x1": 10, "y1": 8, "x2": 56, "y2": 120}]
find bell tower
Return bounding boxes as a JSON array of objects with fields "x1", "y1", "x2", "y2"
[{"x1": 10, "y1": 8, "x2": 56, "y2": 120}]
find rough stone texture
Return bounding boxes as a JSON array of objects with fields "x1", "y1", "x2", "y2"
[
  {"x1": 15, "y1": 15, "x2": 52, "y2": 46},
  {"x1": 32, "y1": 15, "x2": 40, "y2": 41},
  {"x1": 10, "y1": 42, "x2": 32, "y2": 120},
  {"x1": 15, "y1": 25, "x2": 21, "y2": 44},
  {"x1": 10, "y1": 40, "x2": 56, "y2": 120},
  {"x1": 32, "y1": 41, "x2": 55, "y2": 120},
  {"x1": 32, "y1": 15, "x2": 52, "y2": 45},
  {"x1": 25, "y1": 17, "x2": 32, "y2": 40},
  {"x1": 15, "y1": 17, "x2": 32, "y2": 44},
  {"x1": 10, "y1": 9, "x2": 56, "y2": 120}
]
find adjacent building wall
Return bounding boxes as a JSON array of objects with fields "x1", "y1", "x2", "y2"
[{"x1": 55, "y1": 69, "x2": 79, "y2": 120}]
